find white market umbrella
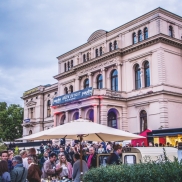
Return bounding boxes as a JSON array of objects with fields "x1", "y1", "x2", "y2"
[
  {"x1": 18, "y1": 119, "x2": 144, "y2": 179},
  {"x1": 19, "y1": 119, "x2": 144, "y2": 141}
]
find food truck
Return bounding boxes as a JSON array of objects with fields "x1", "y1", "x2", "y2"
[{"x1": 97, "y1": 147, "x2": 178, "y2": 167}]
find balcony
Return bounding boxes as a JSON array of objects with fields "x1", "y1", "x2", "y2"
[
  {"x1": 22, "y1": 118, "x2": 36, "y2": 127},
  {"x1": 93, "y1": 88, "x2": 125, "y2": 98}
]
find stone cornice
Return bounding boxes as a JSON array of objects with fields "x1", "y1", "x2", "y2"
[
  {"x1": 54, "y1": 33, "x2": 182, "y2": 80},
  {"x1": 54, "y1": 49, "x2": 121, "y2": 79},
  {"x1": 57, "y1": 8, "x2": 182, "y2": 60}
]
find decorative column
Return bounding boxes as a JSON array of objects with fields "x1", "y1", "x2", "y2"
[
  {"x1": 79, "y1": 108, "x2": 82, "y2": 118},
  {"x1": 91, "y1": 47, "x2": 94, "y2": 59},
  {"x1": 65, "y1": 111, "x2": 68, "y2": 123},
  {"x1": 122, "y1": 107, "x2": 128, "y2": 131},
  {"x1": 116, "y1": 62, "x2": 122, "y2": 91},
  {"x1": 53, "y1": 114, "x2": 57, "y2": 127},
  {"x1": 100, "y1": 105, "x2": 107, "y2": 126},
  {"x1": 79, "y1": 52, "x2": 82, "y2": 63},
  {"x1": 101, "y1": 68, "x2": 106, "y2": 88},
  {"x1": 94, "y1": 105, "x2": 98, "y2": 123},
  {"x1": 140, "y1": 67, "x2": 144, "y2": 88},
  {"x1": 75, "y1": 76, "x2": 80, "y2": 91},
  {"x1": 117, "y1": 34, "x2": 122, "y2": 48},
  {"x1": 88, "y1": 73, "x2": 92, "y2": 87}
]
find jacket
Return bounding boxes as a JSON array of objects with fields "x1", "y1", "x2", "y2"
[
  {"x1": 27, "y1": 163, "x2": 42, "y2": 182},
  {"x1": 41, "y1": 159, "x2": 60, "y2": 178},
  {"x1": 107, "y1": 152, "x2": 120, "y2": 165},
  {"x1": 56, "y1": 162, "x2": 73, "y2": 179},
  {"x1": 10, "y1": 164, "x2": 28, "y2": 182},
  {"x1": 72, "y1": 159, "x2": 88, "y2": 182},
  {"x1": 86, "y1": 153, "x2": 97, "y2": 168}
]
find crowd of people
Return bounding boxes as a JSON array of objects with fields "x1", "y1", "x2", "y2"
[
  {"x1": 0, "y1": 139, "x2": 179, "y2": 181},
  {"x1": 0, "y1": 140, "x2": 123, "y2": 182}
]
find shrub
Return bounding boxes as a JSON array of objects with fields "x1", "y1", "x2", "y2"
[{"x1": 84, "y1": 158, "x2": 182, "y2": 182}]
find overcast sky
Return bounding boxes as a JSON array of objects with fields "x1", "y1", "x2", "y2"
[{"x1": 0, "y1": 0, "x2": 182, "y2": 106}]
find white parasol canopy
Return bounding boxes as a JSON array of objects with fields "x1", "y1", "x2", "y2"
[{"x1": 18, "y1": 119, "x2": 144, "y2": 141}]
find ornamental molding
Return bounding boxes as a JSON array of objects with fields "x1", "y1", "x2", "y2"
[
  {"x1": 54, "y1": 34, "x2": 182, "y2": 80},
  {"x1": 61, "y1": 79, "x2": 75, "y2": 86},
  {"x1": 26, "y1": 101, "x2": 36, "y2": 107},
  {"x1": 77, "y1": 58, "x2": 121, "y2": 77},
  {"x1": 128, "y1": 51, "x2": 153, "y2": 62}
]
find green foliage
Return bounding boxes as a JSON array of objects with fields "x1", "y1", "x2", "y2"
[
  {"x1": 84, "y1": 153, "x2": 182, "y2": 182},
  {"x1": 0, "y1": 142, "x2": 7, "y2": 152},
  {"x1": 0, "y1": 102, "x2": 23, "y2": 141}
]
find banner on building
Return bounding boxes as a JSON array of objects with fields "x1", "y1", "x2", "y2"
[{"x1": 52, "y1": 87, "x2": 93, "y2": 106}]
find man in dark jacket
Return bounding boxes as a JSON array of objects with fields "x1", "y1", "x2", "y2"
[
  {"x1": 86, "y1": 147, "x2": 97, "y2": 169},
  {"x1": 107, "y1": 145, "x2": 122, "y2": 165}
]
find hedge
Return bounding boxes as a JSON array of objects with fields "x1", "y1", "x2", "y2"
[{"x1": 84, "y1": 157, "x2": 182, "y2": 182}]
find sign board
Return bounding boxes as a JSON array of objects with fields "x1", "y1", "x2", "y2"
[
  {"x1": 24, "y1": 119, "x2": 30, "y2": 123},
  {"x1": 52, "y1": 87, "x2": 93, "y2": 106}
]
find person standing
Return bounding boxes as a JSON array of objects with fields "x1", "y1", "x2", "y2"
[
  {"x1": 10, "y1": 155, "x2": 28, "y2": 182},
  {"x1": 56, "y1": 154, "x2": 73, "y2": 180},
  {"x1": 72, "y1": 153, "x2": 88, "y2": 182},
  {"x1": 86, "y1": 147, "x2": 97, "y2": 169},
  {"x1": 42, "y1": 152, "x2": 62, "y2": 179},
  {"x1": 107, "y1": 145, "x2": 122, "y2": 165},
  {"x1": 0, "y1": 151, "x2": 13, "y2": 172},
  {"x1": 0, "y1": 160, "x2": 11, "y2": 182},
  {"x1": 20, "y1": 150, "x2": 29, "y2": 169},
  {"x1": 27, "y1": 155, "x2": 42, "y2": 182}
]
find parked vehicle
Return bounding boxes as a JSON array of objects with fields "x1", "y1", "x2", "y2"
[{"x1": 96, "y1": 147, "x2": 178, "y2": 167}]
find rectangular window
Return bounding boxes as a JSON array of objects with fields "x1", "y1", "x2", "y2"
[
  {"x1": 30, "y1": 108, "x2": 34, "y2": 119},
  {"x1": 124, "y1": 155, "x2": 136, "y2": 164}
]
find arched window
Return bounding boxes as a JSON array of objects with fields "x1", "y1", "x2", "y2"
[
  {"x1": 87, "y1": 52, "x2": 90, "y2": 61},
  {"x1": 144, "y1": 61, "x2": 150, "y2": 87},
  {"x1": 60, "y1": 114, "x2": 65, "y2": 125},
  {"x1": 83, "y1": 54, "x2": 86, "y2": 62},
  {"x1": 109, "y1": 42, "x2": 112, "y2": 52},
  {"x1": 95, "y1": 49, "x2": 99, "y2": 57},
  {"x1": 70, "y1": 85, "x2": 73, "y2": 93},
  {"x1": 64, "y1": 87, "x2": 68, "y2": 94},
  {"x1": 133, "y1": 33, "x2": 137, "y2": 44},
  {"x1": 108, "y1": 111, "x2": 117, "y2": 129},
  {"x1": 111, "y1": 69, "x2": 118, "y2": 91},
  {"x1": 144, "y1": 27, "x2": 148, "y2": 40},
  {"x1": 73, "y1": 112, "x2": 79, "y2": 120},
  {"x1": 135, "y1": 64, "x2": 141, "y2": 90},
  {"x1": 84, "y1": 79, "x2": 89, "y2": 89},
  {"x1": 99, "y1": 47, "x2": 102, "y2": 56},
  {"x1": 140, "y1": 110, "x2": 147, "y2": 132},
  {"x1": 29, "y1": 130, "x2": 32, "y2": 135},
  {"x1": 47, "y1": 100, "x2": 51, "y2": 117},
  {"x1": 97, "y1": 74, "x2": 103, "y2": 89},
  {"x1": 71, "y1": 60, "x2": 73, "y2": 67},
  {"x1": 114, "y1": 40, "x2": 117, "y2": 50},
  {"x1": 138, "y1": 30, "x2": 142, "y2": 42},
  {"x1": 64, "y1": 63, "x2": 67, "y2": 72},
  {"x1": 67, "y1": 62, "x2": 70, "y2": 71},
  {"x1": 88, "y1": 109, "x2": 94, "y2": 122},
  {"x1": 169, "y1": 25, "x2": 173, "y2": 37}
]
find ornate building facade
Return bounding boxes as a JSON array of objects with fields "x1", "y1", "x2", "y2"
[{"x1": 22, "y1": 8, "x2": 182, "y2": 139}]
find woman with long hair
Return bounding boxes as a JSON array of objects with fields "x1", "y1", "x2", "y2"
[
  {"x1": 0, "y1": 160, "x2": 11, "y2": 182},
  {"x1": 27, "y1": 155, "x2": 42, "y2": 182},
  {"x1": 56, "y1": 154, "x2": 73, "y2": 180}
]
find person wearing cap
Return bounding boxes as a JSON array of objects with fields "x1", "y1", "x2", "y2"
[{"x1": 10, "y1": 155, "x2": 28, "y2": 182}]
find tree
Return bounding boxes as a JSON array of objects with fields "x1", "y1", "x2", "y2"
[{"x1": 0, "y1": 102, "x2": 23, "y2": 141}]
